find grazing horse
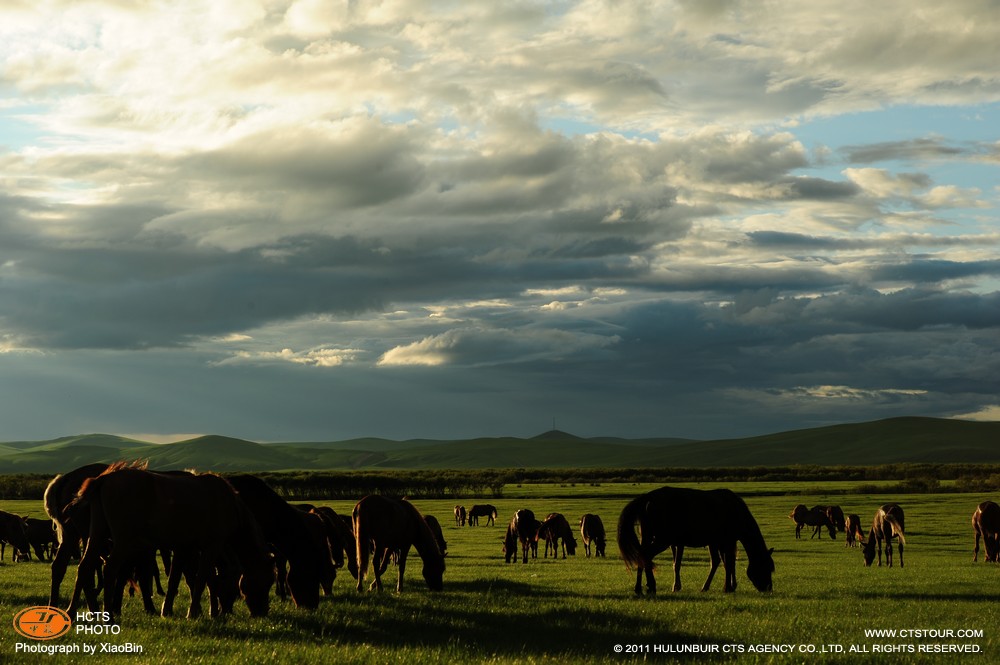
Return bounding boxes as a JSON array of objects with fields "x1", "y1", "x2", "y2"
[
  {"x1": 44, "y1": 463, "x2": 111, "y2": 608},
  {"x1": 845, "y1": 514, "x2": 865, "y2": 548},
  {"x1": 454, "y1": 505, "x2": 466, "y2": 527},
  {"x1": 468, "y1": 504, "x2": 497, "y2": 527},
  {"x1": 580, "y1": 514, "x2": 606, "y2": 557},
  {"x1": 70, "y1": 464, "x2": 274, "y2": 620},
  {"x1": 310, "y1": 506, "x2": 358, "y2": 579},
  {"x1": 504, "y1": 509, "x2": 541, "y2": 564},
  {"x1": 862, "y1": 504, "x2": 906, "y2": 567},
  {"x1": 972, "y1": 501, "x2": 1000, "y2": 563},
  {"x1": 353, "y1": 495, "x2": 444, "y2": 593},
  {"x1": 788, "y1": 504, "x2": 835, "y2": 540},
  {"x1": 0, "y1": 509, "x2": 31, "y2": 561},
  {"x1": 618, "y1": 486, "x2": 774, "y2": 595},
  {"x1": 21, "y1": 517, "x2": 59, "y2": 561},
  {"x1": 227, "y1": 475, "x2": 331, "y2": 610},
  {"x1": 826, "y1": 506, "x2": 846, "y2": 533},
  {"x1": 538, "y1": 513, "x2": 577, "y2": 559}
]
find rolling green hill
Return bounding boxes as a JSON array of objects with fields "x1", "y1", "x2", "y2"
[{"x1": 0, "y1": 416, "x2": 996, "y2": 475}]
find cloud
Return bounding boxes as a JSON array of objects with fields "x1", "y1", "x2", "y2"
[{"x1": 377, "y1": 327, "x2": 620, "y2": 367}]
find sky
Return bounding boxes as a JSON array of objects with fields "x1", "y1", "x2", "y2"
[{"x1": 1, "y1": 0, "x2": 999, "y2": 443}]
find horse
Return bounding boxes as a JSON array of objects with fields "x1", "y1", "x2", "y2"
[
  {"x1": 353, "y1": 495, "x2": 444, "y2": 593},
  {"x1": 468, "y1": 504, "x2": 497, "y2": 527},
  {"x1": 972, "y1": 501, "x2": 1000, "y2": 563},
  {"x1": 845, "y1": 514, "x2": 865, "y2": 548},
  {"x1": 454, "y1": 505, "x2": 466, "y2": 527},
  {"x1": 862, "y1": 503, "x2": 905, "y2": 567},
  {"x1": 44, "y1": 463, "x2": 111, "y2": 608},
  {"x1": 227, "y1": 474, "x2": 331, "y2": 610},
  {"x1": 69, "y1": 464, "x2": 274, "y2": 620},
  {"x1": 503, "y1": 509, "x2": 540, "y2": 564},
  {"x1": 310, "y1": 506, "x2": 358, "y2": 579},
  {"x1": 21, "y1": 517, "x2": 59, "y2": 561},
  {"x1": 0, "y1": 509, "x2": 31, "y2": 562},
  {"x1": 826, "y1": 506, "x2": 846, "y2": 533},
  {"x1": 580, "y1": 514, "x2": 606, "y2": 557},
  {"x1": 618, "y1": 486, "x2": 774, "y2": 595},
  {"x1": 788, "y1": 504, "x2": 835, "y2": 540},
  {"x1": 538, "y1": 513, "x2": 577, "y2": 559}
]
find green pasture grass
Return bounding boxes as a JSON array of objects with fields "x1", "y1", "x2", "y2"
[{"x1": 1, "y1": 483, "x2": 998, "y2": 664}]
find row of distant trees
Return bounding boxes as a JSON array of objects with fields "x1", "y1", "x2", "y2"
[{"x1": 1, "y1": 464, "x2": 999, "y2": 501}]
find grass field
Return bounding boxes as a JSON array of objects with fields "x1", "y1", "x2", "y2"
[{"x1": 2, "y1": 482, "x2": 998, "y2": 664}]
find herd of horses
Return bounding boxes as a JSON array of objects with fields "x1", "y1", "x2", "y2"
[
  {"x1": 787, "y1": 501, "x2": 911, "y2": 567},
  {"x1": 0, "y1": 462, "x2": 997, "y2": 620}
]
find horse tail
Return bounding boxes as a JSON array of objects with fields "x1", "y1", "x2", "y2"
[
  {"x1": 43, "y1": 474, "x2": 67, "y2": 545},
  {"x1": 617, "y1": 495, "x2": 651, "y2": 572},
  {"x1": 353, "y1": 503, "x2": 370, "y2": 586},
  {"x1": 886, "y1": 514, "x2": 906, "y2": 545}
]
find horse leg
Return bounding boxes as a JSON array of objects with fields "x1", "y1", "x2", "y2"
[
  {"x1": 67, "y1": 541, "x2": 101, "y2": 615},
  {"x1": 395, "y1": 549, "x2": 409, "y2": 594},
  {"x1": 136, "y1": 554, "x2": 157, "y2": 614},
  {"x1": 722, "y1": 544, "x2": 738, "y2": 592},
  {"x1": 897, "y1": 539, "x2": 903, "y2": 568},
  {"x1": 370, "y1": 547, "x2": 386, "y2": 592},
  {"x1": 671, "y1": 545, "x2": 684, "y2": 592},
  {"x1": 701, "y1": 546, "x2": 721, "y2": 592},
  {"x1": 49, "y1": 539, "x2": 80, "y2": 607},
  {"x1": 161, "y1": 552, "x2": 184, "y2": 617},
  {"x1": 186, "y1": 552, "x2": 216, "y2": 619}
]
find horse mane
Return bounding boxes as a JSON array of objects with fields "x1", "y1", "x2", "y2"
[{"x1": 75, "y1": 460, "x2": 148, "y2": 500}]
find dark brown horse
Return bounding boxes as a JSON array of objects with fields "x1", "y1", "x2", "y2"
[
  {"x1": 454, "y1": 505, "x2": 466, "y2": 527},
  {"x1": 580, "y1": 514, "x2": 606, "y2": 557},
  {"x1": 618, "y1": 486, "x2": 774, "y2": 595},
  {"x1": 353, "y1": 495, "x2": 444, "y2": 593},
  {"x1": 0, "y1": 509, "x2": 31, "y2": 561},
  {"x1": 845, "y1": 513, "x2": 865, "y2": 548},
  {"x1": 44, "y1": 463, "x2": 110, "y2": 608},
  {"x1": 539, "y1": 513, "x2": 577, "y2": 559},
  {"x1": 70, "y1": 464, "x2": 274, "y2": 619},
  {"x1": 503, "y1": 509, "x2": 540, "y2": 564},
  {"x1": 310, "y1": 506, "x2": 358, "y2": 579},
  {"x1": 862, "y1": 503, "x2": 905, "y2": 567},
  {"x1": 788, "y1": 504, "x2": 835, "y2": 539},
  {"x1": 826, "y1": 506, "x2": 846, "y2": 533},
  {"x1": 227, "y1": 474, "x2": 331, "y2": 610},
  {"x1": 972, "y1": 500, "x2": 1000, "y2": 563},
  {"x1": 21, "y1": 517, "x2": 59, "y2": 561},
  {"x1": 468, "y1": 504, "x2": 497, "y2": 527}
]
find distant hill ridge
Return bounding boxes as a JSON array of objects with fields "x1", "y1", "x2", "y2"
[{"x1": 0, "y1": 416, "x2": 997, "y2": 474}]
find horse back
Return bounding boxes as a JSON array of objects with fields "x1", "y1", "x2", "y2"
[
  {"x1": 638, "y1": 487, "x2": 751, "y2": 547},
  {"x1": 83, "y1": 467, "x2": 247, "y2": 548}
]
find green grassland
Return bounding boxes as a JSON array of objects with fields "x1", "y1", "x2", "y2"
[{"x1": 2, "y1": 483, "x2": 998, "y2": 664}]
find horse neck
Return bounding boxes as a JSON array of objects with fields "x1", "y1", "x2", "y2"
[
  {"x1": 411, "y1": 519, "x2": 443, "y2": 563},
  {"x1": 735, "y1": 515, "x2": 769, "y2": 560}
]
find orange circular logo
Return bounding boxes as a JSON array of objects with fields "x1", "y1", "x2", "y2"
[{"x1": 12, "y1": 606, "x2": 72, "y2": 640}]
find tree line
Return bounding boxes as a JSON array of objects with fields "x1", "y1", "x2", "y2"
[{"x1": 2, "y1": 464, "x2": 999, "y2": 501}]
